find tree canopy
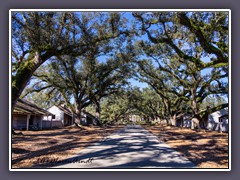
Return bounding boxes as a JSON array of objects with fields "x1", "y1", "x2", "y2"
[
  {"x1": 12, "y1": 12, "x2": 129, "y2": 109},
  {"x1": 12, "y1": 11, "x2": 229, "y2": 128},
  {"x1": 132, "y1": 11, "x2": 228, "y2": 127}
]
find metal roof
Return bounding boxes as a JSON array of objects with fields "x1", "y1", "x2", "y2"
[{"x1": 13, "y1": 99, "x2": 54, "y2": 116}]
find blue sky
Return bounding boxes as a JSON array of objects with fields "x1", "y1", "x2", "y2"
[{"x1": 128, "y1": 78, "x2": 148, "y2": 89}]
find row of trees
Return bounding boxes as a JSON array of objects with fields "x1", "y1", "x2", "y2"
[
  {"x1": 132, "y1": 12, "x2": 228, "y2": 128},
  {"x1": 12, "y1": 11, "x2": 229, "y2": 128},
  {"x1": 12, "y1": 12, "x2": 133, "y2": 124},
  {"x1": 87, "y1": 87, "x2": 163, "y2": 125},
  {"x1": 86, "y1": 87, "x2": 226, "y2": 125},
  {"x1": 22, "y1": 53, "x2": 131, "y2": 123}
]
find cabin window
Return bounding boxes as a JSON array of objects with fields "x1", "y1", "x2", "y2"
[{"x1": 219, "y1": 115, "x2": 228, "y2": 123}]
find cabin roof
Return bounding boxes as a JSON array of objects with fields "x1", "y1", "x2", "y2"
[
  {"x1": 82, "y1": 110, "x2": 96, "y2": 119},
  {"x1": 13, "y1": 99, "x2": 54, "y2": 116},
  {"x1": 219, "y1": 114, "x2": 229, "y2": 119},
  {"x1": 55, "y1": 105, "x2": 96, "y2": 119},
  {"x1": 56, "y1": 105, "x2": 75, "y2": 117}
]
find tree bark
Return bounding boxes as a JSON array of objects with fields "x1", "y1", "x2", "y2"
[
  {"x1": 12, "y1": 51, "x2": 53, "y2": 111},
  {"x1": 12, "y1": 61, "x2": 38, "y2": 112},
  {"x1": 191, "y1": 117, "x2": 201, "y2": 129},
  {"x1": 200, "y1": 113, "x2": 209, "y2": 129},
  {"x1": 11, "y1": 52, "x2": 52, "y2": 133},
  {"x1": 170, "y1": 114, "x2": 177, "y2": 126},
  {"x1": 190, "y1": 88, "x2": 203, "y2": 129},
  {"x1": 75, "y1": 104, "x2": 82, "y2": 125},
  {"x1": 94, "y1": 101, "x2": 101, "y2": 126}
]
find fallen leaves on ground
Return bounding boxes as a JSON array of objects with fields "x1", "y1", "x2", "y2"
[
  {"x1": 12, "y1": 124, "x2": 229, "y2": 169},
  {"x1": 11, "y1": 125, "x2": 124, "y2": 168},
  {"x1": 143, "y1": 125, "x2": 228, "y2": 168}
]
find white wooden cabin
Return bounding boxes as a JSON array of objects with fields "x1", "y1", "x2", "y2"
[
  {"x1": 207, "y1": 108, "x2": 229, "y2": 132},
  {"x1": 176, "y1": 114, "x2": 192, "y2": 128},
  {"x1": 176, "y1": 108, "x2": 229, "y2": 132},
  {"x1": 13, "y1": 99, "x2": 54, "y2": 131},
  {"x1": 43, "y1": 105, "x2": 75, "y2": 127},
  {"x1": 43, "y1": 105, "x2": 97, "y2": 126}
]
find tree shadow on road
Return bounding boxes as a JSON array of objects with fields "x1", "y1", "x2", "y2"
[{"x1": 34, "y1": 126, "x2": 196, "y2": 168}]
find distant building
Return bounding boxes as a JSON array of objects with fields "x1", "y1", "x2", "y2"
[
  {"x1": 176, "y1": 108, "x2": 229, "y2": 132},
  {"x1": 176, "y1": 114, "x2": 192, "y2": 128},
  {"x1": 128, "y1": 114, "x2": 142, "y2": 123},
  {"x1": 81, "y1": 110, "x2": 98, "y2": 125},
  {"x1": 207, "y1": 108, "x2": 229, "y2": 132},
  {"x1": 44, "y1": 105, "x2": 97, "y2": 126}
]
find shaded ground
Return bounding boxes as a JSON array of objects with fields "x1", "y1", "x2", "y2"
[
  {"x1": 11, "y1": 125, "x2": 124, "y2": 168},
  {"x1": 143, "y1": 125, "x2": 229, "y2": 168},
  {"x1": 51, "y1": 125, "x2": 195, "y2": 168},
  {"x1": 12, "y1": 124, "x2": 228, "y2": 169}
]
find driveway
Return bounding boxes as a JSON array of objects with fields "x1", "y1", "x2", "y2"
[{"x1": 51, "y1": 125, "x2": 196, "y2": 168}]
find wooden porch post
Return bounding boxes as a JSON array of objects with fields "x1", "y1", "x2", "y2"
[
  {"x1": 72, "y1": 112, "x2": 74, "y2": 125},
  {"x1": 40, "y1": 116, "x2": 43, "y2": 130},
  {"x1": 26, "y1": 114, "x2": 31, "y2": 131},
  {"x1": 50, "y1": 115, "x2": 53, "y2": 129}
]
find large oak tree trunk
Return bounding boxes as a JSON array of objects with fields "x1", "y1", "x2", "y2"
[
  {"x1": 170, "y1": 114, "x2": 177, "y2": 126},
  {"x1": 95, "y1": 102, "x2": 101, "y2": 126},
  {"x1": 12, "y1": 59, "x2": 39, "y2": 111},
  {"x1": 12, "y1": 52, "x2": 53, "y2": 111},
  {"x1": 75, "y1": 104, "x2": 82, "y2": 125},
  {"x1": 190, "y1": 88, "x2": 202, "y2": 129},
  {"x1": 191, "y1": 116, "x2": 201, "y2": 129},
  {"x1": 200, "y1": 114, "x2": 209, "y2": 129},
  {"x1": 11, "y1": 52, "x2": 52, "y2": 134}
]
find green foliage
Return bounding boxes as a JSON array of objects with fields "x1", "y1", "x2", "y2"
[
  {"x1": 200, "y1": 95, "x2": 227, "y2": 110},
  {"x1": 98, "y1": 92, "x2": 130, "y2": 124},
  {"x1": 12, "y1": 12, "x2": 129, "y2": 108},
  {"x1": 21, "y1": 88, "x2": 64, "y2": 110},
  {"x1": 132, "y1": 12, "x2": 229, "y2": 123},
  {"x1": 23, "y1": 50, "x2": 131, "y2": 119},
  {"x1": 94, "y1": 87, "x2": 165, "y2": 125},
  {"x1": 13, "y1": 11, "x2": 229, "y2": 127}
]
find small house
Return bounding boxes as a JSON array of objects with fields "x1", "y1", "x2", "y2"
[
  {"x1": 128, "y1": 114, "x2": 142, "y2": 123},
  {"x1": 81, "y1": 110, "x2": 98, "y2": 125},
  {"x1": 12, "y1": 99, "x2": 54, "y2": 130},
  {"x1": 176, "y1": 114, "x2": 192, "y2": 128},
  {"x1": 44, "y1": 105, "x2": 97, "y2": 126},
  {"x1": 44, "y1": 105, "x2": 75, "y2": 127},
  {"x1": 207, "y1": 108, "x2": 229, "y2": 132},
  {"x1": 176, "y1": 108, "x2": 229, "y2": 132}
]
